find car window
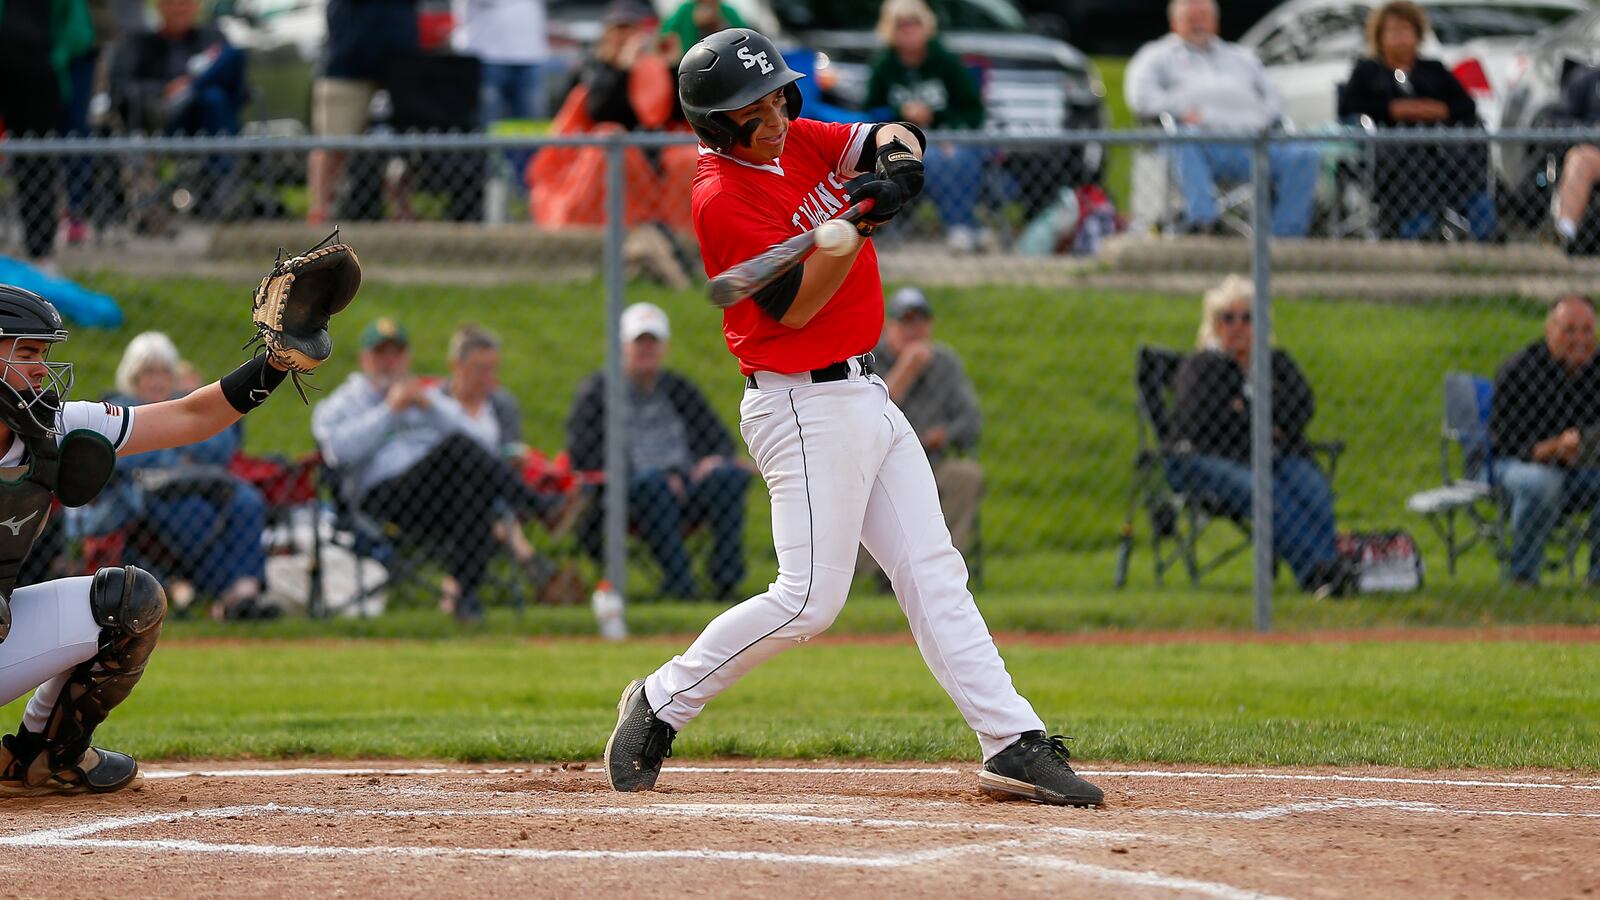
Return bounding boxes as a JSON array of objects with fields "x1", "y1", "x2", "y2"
[
  {"x1": 1256, "y1": 23, "x2": 1307, "y2": 66},
  {"x1": 934, "y1": 0, "x2": 1027, "y2": 31},
  {"x1": 1427, "y1": 4, "x2": 1580, "y2": 43},
  {"x1": 771, "y1": 0, "x2": 1027, "y2": 33},
  {"x1": 1296, "y1": 7, "x2": 1371, "y2": 60}
]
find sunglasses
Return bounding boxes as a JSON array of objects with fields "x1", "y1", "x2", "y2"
[{"x1": 1217, "y1": 310, "x2": 1253, "y2": 325}]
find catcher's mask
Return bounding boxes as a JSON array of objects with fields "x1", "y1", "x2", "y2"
[{"x1": 0, "y1": 286, "x2": 72, "y2": 437}]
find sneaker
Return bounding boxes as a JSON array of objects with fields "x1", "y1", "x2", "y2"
[
  {"x1": 979, "y1": 731, "x2": 1103, "y2": 807},
  {"x1": 0, "y1": 729, "x2": 143, "y2": 796},
  {"x1": 604, "y1": 678, "x2": 676, "y2": 792}
]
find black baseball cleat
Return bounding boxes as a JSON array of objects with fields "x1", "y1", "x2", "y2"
[
  {"x1": 979, "y1": 731, "x2": 1104, "y2": 807},
  {"x1": 0, "y1": 728, "x2": 143, "y2": 796},
  {"x1": 604, "y1": 679, "x2": 677, "y2": 792}
]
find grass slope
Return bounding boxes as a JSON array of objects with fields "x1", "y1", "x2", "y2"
[
  {"x1": 71, "y1": 273, "x2": 1583, "y2": 616},
  {"x1": 15, "y1": 638, "x2": 1595, "y2": 769}
]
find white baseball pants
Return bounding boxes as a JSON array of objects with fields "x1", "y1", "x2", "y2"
[
  {"x1": 0, "y1": 577, "x2": 102, "y2": 732},
  {"x1": 644, "y1": 364, "x2": 1044, "y2": 760}
]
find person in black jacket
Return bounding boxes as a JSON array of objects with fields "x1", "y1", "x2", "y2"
[
  {"x1": 565, "y1": 303, "x2": 751, "y2": 600},
  {"x1": 110, "y1": 0, "x2": 248, "y2": 215},
  {"x1": 1167, "y1": 275, "x2": 1348, "y2": 594},
  {"x1": 1487, "y1": 295, "x2": 1600, "y2": 586},
  {"x1": 1549, "y1": 66, "x2": 1600, "y2": 252},
  {"x1": 1337, "y1": 1, "x2": 1497, "y2": 241}
]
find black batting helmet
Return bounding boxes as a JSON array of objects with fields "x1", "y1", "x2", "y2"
[
  {"x1": 678, "y1": 29, "x2": 804, "y2": 152},
  {"x1": 0, "y1": 284, "x2": 72, "y2": 437}
]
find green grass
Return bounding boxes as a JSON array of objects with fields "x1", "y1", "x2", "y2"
[
  {"x1": 12, "y1": 637, "x2": 1595, "y2": 768},
  {"x1": 65, "y1": 272, "x2": 1597, "y2": 619}
]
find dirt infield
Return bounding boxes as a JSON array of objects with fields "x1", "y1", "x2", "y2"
[{"x1": 1, "y1": 761, "x2": 1595, "y2": 898}]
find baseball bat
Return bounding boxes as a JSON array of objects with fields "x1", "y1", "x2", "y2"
[{"x1": 706, "y1": 199, "x2": 875, "y2": 309}]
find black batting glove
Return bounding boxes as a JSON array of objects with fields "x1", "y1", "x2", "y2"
[
  {"x1": 875, "y1": 137, "x2": 924, "y2": 202},
  {"x1": 847, "y1": 178, "x2": 906, "y2": 233}
]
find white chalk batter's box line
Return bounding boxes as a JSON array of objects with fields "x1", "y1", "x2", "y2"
[
  {"x1": 142, "y1": 765, "x2": 1600, "y2": 792},
  {"x1": 0, "y1": 803, "x2": 1281, "y2": 900}
]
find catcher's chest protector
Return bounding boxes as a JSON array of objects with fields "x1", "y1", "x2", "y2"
[{"x1": 0, "y1": 429, "x2": 114, "y2": 598}]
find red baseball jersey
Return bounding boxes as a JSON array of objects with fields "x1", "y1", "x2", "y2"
[{"x1": 692, "y1": 118, "x2": 883, "y2": 376}]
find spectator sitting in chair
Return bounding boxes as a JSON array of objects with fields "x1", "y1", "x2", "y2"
[
  {"x1": 1337, "y1": 1, "x2": 1497, "y2": 242},
  {"x1": 858, "y1": 287, "x2": 983, "y2": 581},
  {"x1": 1487, "y1": 295, "x2": 1600, "y2": 587},
  {"x1": 311, "y1": 318, "x2": 559, "y2": 623},
  {"x1": 1125, "y1": 0, "x2": 1318, "y2": 238},
  {"x1": 1167, "y1": 276, "x2": 1351, "y2": 595},
  {"x1": 865, "y1": 0, "x2": 988, "y2": 253},
  {"x1": 530, "y1": 0, "x2": 694, "y2": 283},
  {"x1": 440, "y1": 324, "x2": 582, "y2": 601},
  {"x1": 111, "y1": 0, "x2": 248, "y2": 217},
  {"x1": 1547, "y1": 65, "x2": 1600, "y2": 254},
  {"x1": 76, "y1": 332, "x2": 271, "y2": 619},
  {"x1": 566, "y1": 303, "x2": 751, "y2": 601}
]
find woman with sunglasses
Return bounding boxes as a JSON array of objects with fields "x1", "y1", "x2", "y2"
[{"x1": 1168, "y1": 275, "x2": 1351, "y2": 595}]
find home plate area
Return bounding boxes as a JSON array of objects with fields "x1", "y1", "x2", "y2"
[{"x1": 0, "y1": 762, "x2": 1596, "y2": 898}]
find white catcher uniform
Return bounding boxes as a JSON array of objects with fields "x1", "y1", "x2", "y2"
[{"x1": 0, "y1": 401, "x2": 136, "y2": 729}]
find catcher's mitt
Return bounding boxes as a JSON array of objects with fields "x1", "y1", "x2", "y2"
[{"x1": 250, "y1": 233, "x2": 362, "y2": 379}]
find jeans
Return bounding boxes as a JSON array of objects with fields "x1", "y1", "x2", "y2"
[
  {"x1": 1169, "y1": 142, "x2": 1319, "y2": 237},
  {"x1": 1166, "y1": 454, "x2": 1338, "y2": 588},
  {"x1": 922, "y1": 143, "x2": 985, "y2": 230},
  {"x1": 364, "y1": 432, "x2": 548, "y2": 605},
  {"x1": 1493, "y1": 460, "x2": 1600, "y2": 584},
  {"x1": 583, "y1": 464, "x2": 751, "y2": 598},
  {"x1": 146, "y1": 481, "x2": 267, "y2": 595},
  {"x1": 480, "y1": 62, "x2": 545, "y2": 122},
  {"x1": 1398, "y1": 190, "x2": 1498, "y2": 242}
]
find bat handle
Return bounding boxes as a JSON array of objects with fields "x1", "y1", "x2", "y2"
[{"x1": 841, "y1": 198, "x2": 876, "y2": 223}]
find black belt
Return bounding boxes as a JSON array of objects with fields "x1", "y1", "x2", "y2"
[{"x1": 746, "y1": 354, "x2": 874, "y2": 389}]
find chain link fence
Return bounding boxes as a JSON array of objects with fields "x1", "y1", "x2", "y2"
[{"x1": 3, "y1": 127, "x2": 1599, "y2": 630}]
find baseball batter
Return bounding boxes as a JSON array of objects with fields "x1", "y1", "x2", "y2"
[
  {"x1": 605, "y1": 29, "x2": 1102, "y2": 807},
  {"x1": 0, "y1": 245, "x2": 357, "y2": 795}
]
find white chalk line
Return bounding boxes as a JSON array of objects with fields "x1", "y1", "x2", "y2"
[
  {"x1": 0, "y1": 803, "x2": 1276, "y2": 898},
  {"x1": 142, "y1": 765, "x2": 966, "y2": 781},
  {"x1": 1141, "y1": 798, "x2": 1600, "y2": 821},
  {"x1": 1077, "y1": 769, "x2": 1600, "y2": 792},
  {"x1": 141, "y1": 765, "x2": 1600, "y2": 792},
  {"x1": 0, "y1": 802, "x2": 1149, "y2": 846}
]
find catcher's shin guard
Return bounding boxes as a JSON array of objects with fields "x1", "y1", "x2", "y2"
[{"x1": 3, "y1": 566, "x2": 164, "y2": 792}]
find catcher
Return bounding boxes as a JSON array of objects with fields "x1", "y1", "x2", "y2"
[{"x1": 0, "y1": 238, "x2": 359, "y2": 795}]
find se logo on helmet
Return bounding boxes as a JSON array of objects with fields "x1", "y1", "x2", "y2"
[{"x1": 737, "y1": 46, "x2": 774, "y2": 75}]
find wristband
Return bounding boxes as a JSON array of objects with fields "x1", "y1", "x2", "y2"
[{"x1": 220, "y1": 355, "x2": 288, "y2": 413}]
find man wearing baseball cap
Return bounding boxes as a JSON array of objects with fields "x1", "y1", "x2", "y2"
[
  {"x1": 566, "y1": 303, "x2": 752, "y2": 600},
  {"x1": 866, "y1": 287, "x2": 985, "y2": 576},
  {"x1": 313, "y1": 318, "x2": 554, "y2": 622}
]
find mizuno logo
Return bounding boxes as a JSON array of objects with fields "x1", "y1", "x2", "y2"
[{"x1": 0, "y1": 511, "x2": 39, "y2": 536}]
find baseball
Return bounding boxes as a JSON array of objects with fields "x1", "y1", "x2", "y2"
[{"x1": 814, "y1": 219, "x2": 861, "y2": 256}]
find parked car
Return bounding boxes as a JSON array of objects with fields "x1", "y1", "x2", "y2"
[
  {"x1": 1043, "y1": 0, "x2": 1285, "y2": 55},
  {"x1": 1495, "y1": 9, "x2": 1600, "y2": 225},
  {"x1": 767, "y1": 0, "x2": 1108, "y2": 209},
  {"x1": 1241, "y1": 0, "x2": 1586, "y2": 129}
]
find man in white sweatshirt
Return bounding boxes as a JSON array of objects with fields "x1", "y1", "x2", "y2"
[{"x1": 1125, "y1": 0, "x2": 1319, "y2": 237}]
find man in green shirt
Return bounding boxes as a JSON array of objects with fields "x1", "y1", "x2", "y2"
[
  {"x1": 659, "y1": 0, "x2": 744, "y2": 59},
  {"x1": 865, "y1": 0, "x2": 987, "y2": 252}
]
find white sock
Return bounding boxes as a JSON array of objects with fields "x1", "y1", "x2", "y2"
[{"x1": 1556, "y1": 217, "x2": 1578, "y2": 240}]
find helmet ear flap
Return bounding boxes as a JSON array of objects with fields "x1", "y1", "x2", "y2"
[{"x1": 783, "y1": 83, "x2": 803, "y2": 120}]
